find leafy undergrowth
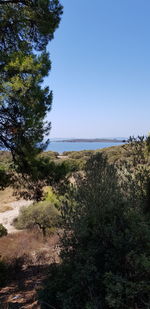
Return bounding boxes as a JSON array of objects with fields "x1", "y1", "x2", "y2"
[{"x1": 0, "y1": 230, "x2": 60, "y2": 308}]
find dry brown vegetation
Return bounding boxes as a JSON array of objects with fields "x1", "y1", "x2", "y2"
[
  {"x1": 0, "y1": 230, "x2": 60, "y2": 265},
  {"x1": 0, "y1": 188, "x2": 17, "y2": 207},
  {"x1": 0, "y1": 230, "x2": 60, "y2": 308},
  {"x1": 0, "y1": 205, "x2": 13, "y2": 213}
]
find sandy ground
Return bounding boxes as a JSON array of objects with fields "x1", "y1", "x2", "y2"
[
  {"x1": 57, "y1": 155, "x2": 68, "y2": 159},
  {"x1": 0, "y1": 199, "x2": 33, "y2": 233}
]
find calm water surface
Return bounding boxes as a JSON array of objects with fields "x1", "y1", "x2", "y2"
[{"x1": 47, "y1": 141, "x2": 124, "y2": 154}]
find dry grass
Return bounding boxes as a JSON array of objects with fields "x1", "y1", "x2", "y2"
[
  {"x1": 0, "y1": 230, "x2": 44, "y2": 260},
  {"x1": 0, "y1": 205, "x2": 13, "y2": 213},
  {"x1": 0, "y1": 230, "x2": 60, "y2": 265},
  {"x1": 0, "y1": 188, "x2": 17, "y2": 206},
  {"x1": 0, "y1": 230, "x2": 60, "y2": 307}
]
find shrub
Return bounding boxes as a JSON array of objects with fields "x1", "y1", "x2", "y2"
[
  {"x1": 44, "y1": 186, "x2": 61, "y2": 205},
  {"x1": 40, "y1": 153, "x2": 150, "y2": 309},
  {"x1": 0, "y1": 168, "x2": 11, "y2": 189},
  {"x1": 0, "y1": 256, "x2": 28, "y2": 288},
  {"x1": 0, "y1": 260, "x2": 8, "y2": 287},
  {"x1": 0, "y1": 224, "x2": 7, "y2": 237}
]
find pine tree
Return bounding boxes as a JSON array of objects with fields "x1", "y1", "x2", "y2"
[{"x1": 0, "y1": 1, "x2": 63, "y2": 190}]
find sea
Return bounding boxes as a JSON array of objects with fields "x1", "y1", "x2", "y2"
[{"x1": 46, "y1": 141, "x2": 124, "y2": 154}]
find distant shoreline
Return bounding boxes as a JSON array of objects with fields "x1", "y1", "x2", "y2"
[{"x1": 53, "y1": 139, "x2": 126, "y2": 143}]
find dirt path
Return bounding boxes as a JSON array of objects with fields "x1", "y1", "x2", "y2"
[{"x1": 0, "y1": 200, "x2": 33, "y2": 233}]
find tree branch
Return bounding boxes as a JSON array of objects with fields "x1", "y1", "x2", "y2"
[{"x1": 0, "y1": 0, "x2": 30, "y2": 5}]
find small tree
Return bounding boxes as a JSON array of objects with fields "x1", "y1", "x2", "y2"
[{"x1": 14, "y1": 200, "x2": 60, "y2": 237}]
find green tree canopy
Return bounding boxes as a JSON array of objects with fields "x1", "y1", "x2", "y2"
[
  {"x1": 0, "y1": 51, "x2": 52, "y2": 167},
  {"x1": 0, "y1": 0, "x2": 63, "y2": 190},
  {"x1": 0, "y1": 0, "x2": 62, "y2": 53}
]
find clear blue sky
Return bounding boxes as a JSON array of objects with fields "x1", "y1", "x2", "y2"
[{"x1": 45, "y1": 0, "x2": 150, "y2": 138}]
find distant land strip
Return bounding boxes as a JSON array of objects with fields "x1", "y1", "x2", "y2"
[{"x1": 54, "y1": 139, "x2": 126, "y2": 143}]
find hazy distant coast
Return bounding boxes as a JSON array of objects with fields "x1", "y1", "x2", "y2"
[{"x1": 54, "y1": 138, "x2": 126, "y2": 143}]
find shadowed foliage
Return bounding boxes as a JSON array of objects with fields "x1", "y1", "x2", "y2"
[{"x1": 40, "y1": 151, "x2": 150, "y2": 309}]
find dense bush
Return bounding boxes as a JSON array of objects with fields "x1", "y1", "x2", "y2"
[
  {"x1": 63, "y1": 150, "x2": 94, "y2": 159},
  {"x1": 0, "y1": 224, "x2": 7, "y2": 237},
  {"x1": 0, "y1": 260, "x2": 8, "y2": 287},
  {"x1": 44, "y1": 186, "x2": 61, "y2": 205},
  {"x1": 40, "y1": 153, "x2": 150, "y2": 309},
  {"x1": 40, "y1": 151, "x2": 59, "y2": 161}
]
